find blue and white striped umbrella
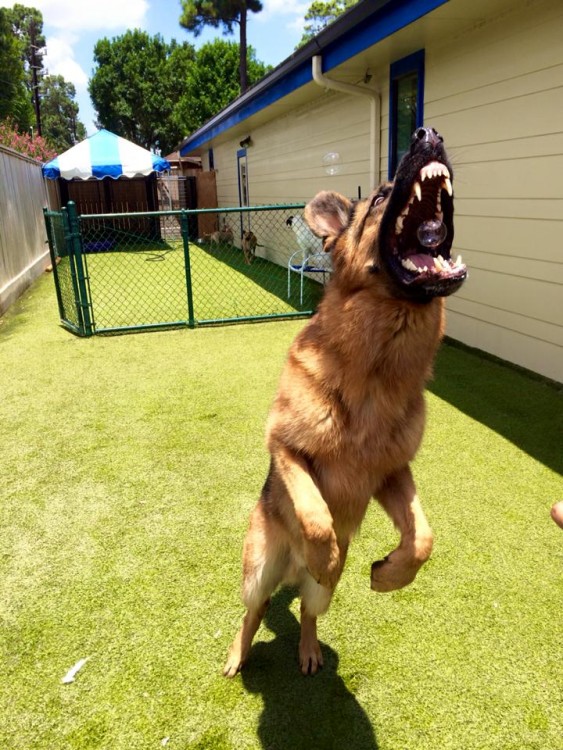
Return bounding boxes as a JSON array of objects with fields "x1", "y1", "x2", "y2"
[{"x1": 42, "y1": 129, "x2": 170, "y2": 180}]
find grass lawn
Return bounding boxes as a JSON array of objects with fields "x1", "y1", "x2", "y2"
[{"x1": 1, "y1": 273, "x2": 562, "y2": 750}]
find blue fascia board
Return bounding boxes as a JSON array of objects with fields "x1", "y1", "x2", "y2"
[
  {"x1": 180, "y1": 0, "x2": 449, "y2": 156},
  {"x1": 182, "y1": 63, "x2": 312, "y2": 153}
]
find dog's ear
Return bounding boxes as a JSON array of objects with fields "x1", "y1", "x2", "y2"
[{"x1": 305, "y1": 191, "x2": 353, "y2": 240}]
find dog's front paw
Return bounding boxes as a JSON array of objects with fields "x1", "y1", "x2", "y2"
[
  {"x1": 370, "y1": 535, "x2": 432, "y2": 592},
  {"x1": 370, "y1": 555, "x2": 419, "y2": 592}
]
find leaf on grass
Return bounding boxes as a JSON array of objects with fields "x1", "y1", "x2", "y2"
[{"x1": 61, "y1": 657, "x2": 90, "y2": 684}]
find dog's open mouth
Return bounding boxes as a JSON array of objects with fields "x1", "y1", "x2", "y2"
[
  {"x1": 379, "y1": 132, "x2": 468, "y2": 300},
  {"x1": 387, "y1": 161, "x2": 466, "y2": 296}
]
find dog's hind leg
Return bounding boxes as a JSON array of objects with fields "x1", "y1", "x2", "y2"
[
  {"x1": 371, "y1": 465, "x2": 433, "y2": 592},
  {"x1": 298, "y1": 538, "x2": 348, "y2": 675},
  {"x1": 298, "y1": 573, "x2": 333, "y2": 675},
  {"x1": 223, "y1": 502, "x2": 287, "y2": 677}
]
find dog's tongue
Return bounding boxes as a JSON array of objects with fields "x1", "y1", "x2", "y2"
[{"x1": 408, "y1": 253, "x2": 435, "y2": 270}]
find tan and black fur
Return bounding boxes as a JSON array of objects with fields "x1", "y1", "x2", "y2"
[
  {"x1": 241, "y1": 230, "x2": 258, "y2": 264},
  {"x1": 223, "y1": 128, "x2": 467, "y2": 677}
]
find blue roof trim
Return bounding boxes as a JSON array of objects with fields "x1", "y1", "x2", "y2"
[
  {"x1": 180, "y1": 0, "x2": 449, "y2": 155},
  {"x1": 183, "y1": 64, "x2": 311, "y2": 152}
]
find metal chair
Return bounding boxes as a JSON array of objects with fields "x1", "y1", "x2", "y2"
[{"x1": 287, "y1": 249, "x2": 332, "y2": 305}]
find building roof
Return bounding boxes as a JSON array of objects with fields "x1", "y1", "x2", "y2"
[{"x1": 179, "y1": 0, "x2": 448, "y2": 156}]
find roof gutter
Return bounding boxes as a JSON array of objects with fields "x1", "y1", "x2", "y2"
[{"x1": 312, "y1": 55, "x2": 380, "y2": 191}]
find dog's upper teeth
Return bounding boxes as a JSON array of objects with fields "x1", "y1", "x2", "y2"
[
  {"x1": 420, "y1": 162, "x2": 450, "y2": 182},
  {"x1": 395, "y1": 215, "x2": 405, "y2": 233},
  {"x1": 444, "y1": 177, "x2": 453, "y2": 196},
  {"x1": 414, "y1": 182, "x2": 422, "y2": 201}
]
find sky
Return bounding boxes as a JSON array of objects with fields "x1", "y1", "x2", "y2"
[{"x1": 0, "y1": 0, "x2": 310, "y2": 136}]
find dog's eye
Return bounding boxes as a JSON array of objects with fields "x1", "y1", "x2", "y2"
[{"x1": 369, "y1": 194, "x2": 386, "y2": 212}]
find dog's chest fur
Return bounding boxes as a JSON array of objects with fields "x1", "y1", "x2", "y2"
[{"x1": 266, "y1": 290, "x2": 444, "y2": 531}]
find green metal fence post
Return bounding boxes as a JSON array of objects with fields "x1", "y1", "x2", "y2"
[
  {"x1": 180, "y1": 209, "x2": 196, "y2": 329},
  {"x1": 61, "y1": 206, "x2": 86, "y2": 335},
  {"x1": 67, "y1": 201, "x2": 94, "y2": 336},
  {"x1": 43, "y1": 208, "x2": 65, "y2": 321}
]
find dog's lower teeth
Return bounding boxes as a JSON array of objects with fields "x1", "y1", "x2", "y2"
[{"x1": 401, "y1": 258, "x2": 418, "y2": 273}]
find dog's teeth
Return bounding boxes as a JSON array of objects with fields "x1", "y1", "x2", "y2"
[
  {"x1": 420, "y1": 162, "x2": 451, "y2": 182},
  {"x1": 395, "y1": 215, "x2": 404, "y2": 234},
  {"x1": 401, "y1": 257, "x2": 416, "y2": 272},
  {"x1": 435, "y1": 256, "x2": 448, "y2": 272},
  {"x1": 456, "y1": 254, "x2": 463, "y2": 266},
  {"x1": 414, "y1": 182, "x2": 422, "y2": 201},
  {"x1": 444, "y1": 177, "x2": 453, "y2": 196}
]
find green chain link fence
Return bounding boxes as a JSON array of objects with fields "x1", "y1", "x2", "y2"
[{"x1": 44, "y1": 202, "x2": 332, "y2": 335}]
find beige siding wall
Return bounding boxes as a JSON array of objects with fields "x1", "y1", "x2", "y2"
[
  {"x1": 210, "y1": 95, "x2": 373, "y2": 268},
  {"x1": 0, "y1": 145, "x2": 51, "y2": 314},
  {"x1": 212, "y1": 93, "x2": 373, "y2": 206},
  {"x1": 207, "y1": 0, "x2": 562, "y2": 381},
  {"x1": 422, "y1": 0, "x2": 563, "y2": 382}
]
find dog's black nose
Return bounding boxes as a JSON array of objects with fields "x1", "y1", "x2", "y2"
[{"x1": 413, "y1": 127, "x2": 443, "y2": 147}]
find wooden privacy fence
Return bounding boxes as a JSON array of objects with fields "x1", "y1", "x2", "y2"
[{"x1": 0, "y1": 145, "x2": 52, "y2": 314}]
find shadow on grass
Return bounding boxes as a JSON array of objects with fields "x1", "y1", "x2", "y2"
[
  {"x1": 430, "y1": 340, "x2": 563, "y2": 475},
  {"x1": 194, "y1": 241, "x2": 324, "y2": 314},
  {"x1": 241, "y1": 589, "x2": 378, "y2": 750}
]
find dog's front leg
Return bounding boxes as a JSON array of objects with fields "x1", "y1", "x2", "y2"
[
  {"x1": 273, "y1": 443, "x2": 341, "y2": 590},
  {"x1": 371, "y1": 465, "x2": 433, "y2": 592}
]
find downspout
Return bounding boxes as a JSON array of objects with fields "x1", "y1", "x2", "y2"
[{"x1": 312, "y1": 55, "x2": 380, "y2": 191}]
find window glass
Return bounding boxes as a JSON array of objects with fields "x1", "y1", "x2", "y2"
[
  {"x1": 389, "y1": 50, "x2": 424, "y2": 178},
  {"x1": 394, "y1": 73, "x2": 418, "y2": 169}
]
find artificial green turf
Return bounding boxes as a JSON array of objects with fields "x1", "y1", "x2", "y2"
[{"x1": 1, "y1": 274, "x2": 562, "y2": 750}]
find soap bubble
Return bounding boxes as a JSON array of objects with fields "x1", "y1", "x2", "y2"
[
  {"x1": 417, "y1": 219, "x2": 447, "y2": 249},
  {"x1": 322, "y1": 152, "x2": 341, "y2": 175}
]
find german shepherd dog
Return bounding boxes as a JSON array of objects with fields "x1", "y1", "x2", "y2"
[{"x1": 223, "y1": 128, "x2": 467, "y2": 677}]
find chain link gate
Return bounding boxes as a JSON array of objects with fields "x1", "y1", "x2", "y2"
[{"x1": 44, "y1": 202, "x2": 330, "y2": 336}]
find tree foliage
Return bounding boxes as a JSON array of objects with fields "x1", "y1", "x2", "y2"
[
  {"x1": 40, "y1": 75, "x2": 86, "y2": 152},
  {"x1": 0, "y1": 7, "x2": 33, "y2": 130},
  {"x1": 89, "y1": 33, "x2": 270, "y2": 153},
  {"x1": 172, "y1": 39, "x2": 270, "y2": 137},
  {"x1": 297, "y1": 0, "x2": 359, "y2": 47},
  {"x1": 5, "y1": 4, "x2": 45, "y2": 133},
  {"x1": 89, "y1": 30, "x2": 196, "y2": 154},
  {"x1": 1, "y1": 4, "x2": 86, "y2": 152},
  {"x1": 5, "y1": 3, "x2": 45, "y2": 79},
  {"x1": 179, "y1": 0, "x2": 263, "y2": 93}
]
